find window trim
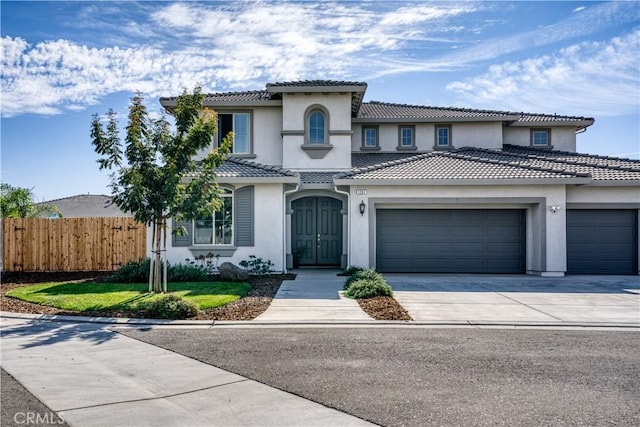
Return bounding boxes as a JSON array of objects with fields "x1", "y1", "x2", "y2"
[
  {"x1": 397, "y1": 125, "x2": 417, "y2": 151},
  {"x1": 304, "y1": 104, "x2": 330, "y2": 146},
  {"x1": 434, "y1": 124, "x2": 453, "y2": 149},
  {"x1": 215, "y1": 110, "x2": 254, "y2": 157},
  {"x1": 193, "y1": 188, "x2": 234, "y2": 246},
  {"x1": 361, "y1": 125, "x2": 380, "y2": 151},
  {"x1": 530, "y1": 128, "x2": 551, "y2": 147}
]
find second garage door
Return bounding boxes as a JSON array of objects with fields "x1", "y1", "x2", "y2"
[
  {"x1": 376, "y1": 209, "x2": 526, "y2": 273},
  {"x1": 567, "y1": 209, "x2": 638, "y2": 274}
]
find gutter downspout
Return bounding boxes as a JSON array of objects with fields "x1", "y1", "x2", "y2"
[
  {"x1": 283, "y1": 180, "x2": 300, "y2": 273},
  {"x1": 333, "y1": 183, "x2": 351, "y2": 268}
]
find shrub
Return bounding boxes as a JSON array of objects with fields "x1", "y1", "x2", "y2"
[
  {"x1": 145, "y1": 294, "x2": 198, "y2": 319},
  {"x1": 344, "y1": 278, "x2": 393, "y2": 299},
  {"x1": 108, "y1": 259, "x2": 209, "y2": 283},
  {"x1": 107, "y1": 258, "x2": 150, "y2": 283},
  {"x1": 239, "y1": 255, "x2": 275, "y2": 275},
  {"x1": 168, "y1": 263, "x2": 207, "y2": 282},
  {"x1": 338, "y1": 265, "x2": 364, "y2": 277},
  {"x1": 343, "y1": 268, "x2": 383, "y2": 290}
]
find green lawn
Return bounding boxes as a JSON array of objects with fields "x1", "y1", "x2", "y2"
[{"x1": 6, "y1": 281, "x2": 251, "y2": 312}]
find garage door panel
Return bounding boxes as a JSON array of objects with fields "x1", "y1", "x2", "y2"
[
  {"x1": 376, "y1": 209, "x2": 525, "y2": 273},
  {"x1": 567, "y1": 209, "x2": 637, "y2": 275}
]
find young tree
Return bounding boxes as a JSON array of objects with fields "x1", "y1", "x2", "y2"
[
  {"x1": 90, "y1": 87, "x2": 231, "y2": 292},
  {"x1": 0, "y1": 184, "x2": 61, "y2": 218}
]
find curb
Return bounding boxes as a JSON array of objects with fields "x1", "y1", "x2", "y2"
[{"x1": 2, "y1": 311, "x2": 638, "y2": 330}]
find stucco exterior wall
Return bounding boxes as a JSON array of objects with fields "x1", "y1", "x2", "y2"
[
  {"x1": 347, "y1": 184, "x2": 567, "y2": 275},
  {"x1": 154, "y1": 184, "x2": 286, "y2": 271},
  {"x1": 352, "y1": 122, "x2": 503, "y2": 152},
  {"x1": 281, "y1": 93, "x2": 353, "y2": 170},
  {"x1": 252, "y1": 106, "x2": 283, "y2": 165},
  {"x1": 503, "y1": 126, "x2": 577, "y2": 151},
  {"x1": 452, "y1": 122, "x2": 503, "y2": 150},
  {"x1": 567, "y1": 185, "x2": 640, "y2": 205}
]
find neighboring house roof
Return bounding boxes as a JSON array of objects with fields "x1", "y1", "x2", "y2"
[
  {"x1": 41, "y1": 194, "x2": 130, "y2": 217},
  {"x1": 355, "y1": 101, "x2": 594, "y2": 128}
]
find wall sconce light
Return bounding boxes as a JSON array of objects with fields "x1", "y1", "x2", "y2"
[
  {"x1": 359, "y1": 200, "x2": 366, "y2": 216},
  {"x1": 549, "y1": 205, "x2": 562, "y2": 213}
]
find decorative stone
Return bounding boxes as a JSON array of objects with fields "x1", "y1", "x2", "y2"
[{"x1": 219, "y1": 262, "x2": 250, "y2": 282}]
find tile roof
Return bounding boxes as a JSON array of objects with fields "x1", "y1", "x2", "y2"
[
  {"x1": 215, "y1": 158, "x2": 296, "y2": 178},
  {"x1": 467, "y1": 146, "x2": 640, "y2": 181},
  {"x1": 266, "y1": 80, "x2": 367, "y2": 88},
  {"x1": 299, "y1": 172, "x2": 339, "y2": 184},
  {"x1": 336, "y1": 151, "x2": 591, "y2": 181},
  {"x1": 351, "y1": 152, "x2": 426, "y2": 168},
  {"x1": 358, "y1": 102, "x2": 515, "y2": 120},
  {"x1": 356, "y1": 101, "x2": 593, "y2": 125},
  {"x1": 161, "y1": 90, "x2": 274, "y2": 104}
]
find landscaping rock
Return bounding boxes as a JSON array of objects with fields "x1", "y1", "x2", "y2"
[{"x1": 218, "y1": 262, "x2": 250, "y2": 282}]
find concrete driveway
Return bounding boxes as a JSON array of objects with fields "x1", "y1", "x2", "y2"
[{"x1": 386, "y1": 274, "x2": 640, "y2": 325}]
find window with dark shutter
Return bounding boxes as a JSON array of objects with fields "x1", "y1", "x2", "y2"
[{"x1": 234, "y1": 185, "x2": 254, "y2": 246}]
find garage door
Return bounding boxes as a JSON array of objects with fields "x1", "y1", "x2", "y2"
[
  {"x1": 567, "y1": 210, "x2": 638, "y2": 274},
  {"x1": 376, "y1": 209, "x2": 526, "y2": 273}
]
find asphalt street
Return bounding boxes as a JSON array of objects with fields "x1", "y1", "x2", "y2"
[{"x1": 121, "y1": 327, "x2": 639, "y2": 427}]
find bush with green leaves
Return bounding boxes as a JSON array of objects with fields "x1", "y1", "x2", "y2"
[
  {"x1": 343, "y1": 268, "x2": 383, "y2": 290},
  {"x1": 344, "y1": 277, "x2": 393, "y2": 299},
  {"x1": 107, "y1": 258, "x2": 150, "y2": 283},
  {"x1": 168, "y1": 263, "x2": 208, "y2": 282},
  {"x1": 239, "y1": 255, "x2": 275, "y2": 275},
  {"x1": 144, "y1": 294, "x2": 198, "y2": 319},
  {"x1": 108, "y1": 258, "x2": 208, "y2": 283},
  {"x1": 338, "y1": 265, "x2": 364, "y2": 277}
]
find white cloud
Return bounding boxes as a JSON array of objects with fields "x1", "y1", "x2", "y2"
[
  {"x1": 1, "y1": 1, "x2": 637, "y2": 117},
  {"x1": 446, "y1": 31, "x2": 640, "y2": 116}
]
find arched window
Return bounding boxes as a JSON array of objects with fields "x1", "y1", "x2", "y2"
[{"x1": 308, "y1": 110, "x2": 326, "y2": 144}]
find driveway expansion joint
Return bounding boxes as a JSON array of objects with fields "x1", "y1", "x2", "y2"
[{"x1": 56, "y1": 379, "x2": 251, "y2": 413}]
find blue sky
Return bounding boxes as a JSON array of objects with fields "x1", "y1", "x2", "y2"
[{"x1": 2, "y1": 1, "x2": 639, "y2": 201}]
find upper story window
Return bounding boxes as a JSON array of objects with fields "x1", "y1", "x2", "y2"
[
  {"x1": 308, "y1": 110, "x2": 326, "y2": 144},
  {"x1": 217, "y1": 112, "x2": 251, "y2": 154},
  {"x1": 361, "y1": 125, "x2": 379, "y2": 150},
  {"x1": 531, "y1": 128, "x2": 551, "y2": 147},
  {"x1": 397, "y1": 125, "x2": 416, "y2": 150},
  {"x1": 194, "y1": 189, "x2": 233, "y2": 246},
  {"x1": 435, "y1": 125, "x2": 452, "y2": 148}
]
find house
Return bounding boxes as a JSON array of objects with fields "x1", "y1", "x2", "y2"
[
  {"x1": 159, "y1": 80, "x2": 640, "y2": 276},
  {"x1": 39, "y1": 194, "x2": 130, "y2": 217}
]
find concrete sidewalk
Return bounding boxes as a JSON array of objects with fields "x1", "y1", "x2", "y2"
[
  {"x1": 387, "y1": 274, "x2": 640, "y2": 326},
  {"x1": 0, "y1": 318, "x2": 373, "y2": 427},
  {"x1": 255, "y1": 269, "x2": 371, "y2": 322}
]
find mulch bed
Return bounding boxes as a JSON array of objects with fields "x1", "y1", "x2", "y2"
[
  {"x1": 1, "y1": 272, "x2": 411, "y2": 321},
  {"x1": 357, "y1": 296, "x2": 413, "y2": 321}
]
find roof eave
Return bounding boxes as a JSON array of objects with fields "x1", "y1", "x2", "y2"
[
  {"x1": 266, "y1": 84, "x2": 367, "y2": 94},
  {"x1": 353, "y1": 115, "x2": 520, "y2": 123},
  {"x1": 333, "y1": 177, "x2": 593, "y2": 186},
  {"x1": 580, "y1": 180, "x2": 640, "y2": 187},
  {"x1": 508, "y1": 119, "x2": 595, "y2": 127},
  {"x1": 215, "y1": 176, "x2": 300, "y2": 184}
]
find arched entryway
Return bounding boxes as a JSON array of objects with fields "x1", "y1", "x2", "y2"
[{"x1": 291, "y1": 197, "x2": 343, "y2": 266}]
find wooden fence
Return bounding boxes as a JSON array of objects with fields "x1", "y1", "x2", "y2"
[{"x1": 2, "y1": 217, "x2": 147, "y2": 272}]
